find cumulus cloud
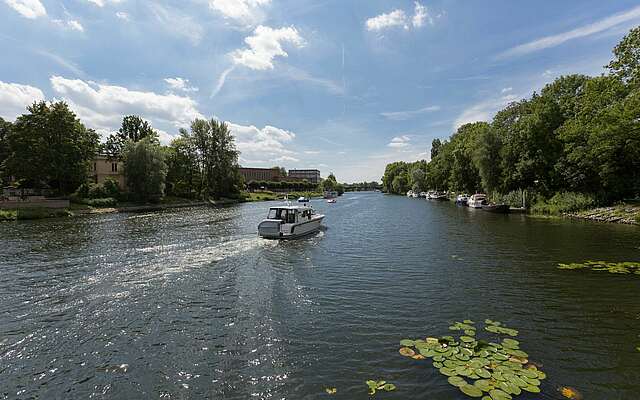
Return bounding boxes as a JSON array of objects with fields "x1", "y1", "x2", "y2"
[
  {"x1": 412, "y1": 2, "x2": 432, "y2": 28},
  {"x1": 208, "y1": 0, "x2": 270, "y2": 25},
  {"x1": 380, "y1": 105, "x2": 440, "y2": 121},
  {"x1": 231, "y1": 25, "x2": 305, "y2": 70},
  {"x1": 164, "y1": 77, "x2": 199, "y2": 93},
  {"x1": 4, "y1": 0, "x2": 46, "y2": 19},
  {"x1": 53, "y1": 19, "x2": 84, "y2": 32},
  {"x1": 0, "y1": 81, "x2": 45, "y2": 120},
  {"x1": 388, "y1": 135, "x2": 411, "y2": 148},
  {"x1": 228, "y1": 123, "x2": 298, "y2": 165},
  {"x1": 366, "y1": 9, "x2": 407, "y2": 31},
  {"x1": 366, "y1": 2, "x2": 433, "y2": 32},
  {"x1": 49, "y1": 76, "x2": 204, "y2": 137}
]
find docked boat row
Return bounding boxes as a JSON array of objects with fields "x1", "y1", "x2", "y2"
[{"x1": 407, "y1": 190, "x2": 513, "y2": 213}]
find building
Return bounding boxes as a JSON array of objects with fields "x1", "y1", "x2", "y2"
[
  {"x1": 288, "y1": 169, "x2": 321, "y2": 184},
  {"x1": 92, "y1": 155, "x2": 125, "y2": 188},
  {"x1": 238, "y1": 167, "x2": 281, "y2": 182}
]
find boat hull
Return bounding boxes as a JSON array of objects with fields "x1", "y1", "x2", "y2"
[
  {"x1": 258, "y1": 216, "x2": 324, "y2": 239},
  {"x1": 482, "y1": 204, "x2": 510, "y2": 213}
]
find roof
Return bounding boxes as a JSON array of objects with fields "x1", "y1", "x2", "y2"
[{"x1": 268, "y1": 205, "x2": 312, "y2": 210}]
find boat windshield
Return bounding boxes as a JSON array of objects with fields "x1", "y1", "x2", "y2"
[{"x1": 267, "y1": 208, "x2": 282, "y2": 219}]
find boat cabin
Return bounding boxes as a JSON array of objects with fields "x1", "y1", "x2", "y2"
[{"x1": 267, "y1": 206, "x2": 314, "y2": 224}]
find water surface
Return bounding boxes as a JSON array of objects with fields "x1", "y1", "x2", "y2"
[{"x1": 1, "y1": 192, "x2": 639, "y2": 399}]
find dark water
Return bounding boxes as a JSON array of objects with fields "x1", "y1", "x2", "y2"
[{"x1": 1, "y1": 192, "x2": 639, "y2": 399}]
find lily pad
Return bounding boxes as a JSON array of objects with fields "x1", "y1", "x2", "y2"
[
  {"x1": 399, "y1": 347, "x2": 415, "y2": 357},
  {"x1": 460, "y1": 384, "x2": 484, "y2": 398},
  {"x1": 489, "y1": 388, "x2": 512, "y2": 400},
  {"x1": 325, "y1": 387, "x2": 337, "y2": 394},
  {"x1": 448, "y1": 376, "x2": 467, "y2": 387},
  {"x1": 400, "y1": 339, "x2": 415, "y2": 347}
]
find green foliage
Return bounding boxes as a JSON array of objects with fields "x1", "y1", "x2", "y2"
[
  {"x1": 0, "y1": 209, "x2": 17, "y2": 221},
  {"x1": 103, "y1": 115, "x2": 159, "y2": 159},
  {"x1": 16, "y1": 208, "x2": 72, "y2": 220},
  {"x1": 382, "y1": 27, "x2": 640, "y2": 203},
  {"x1": 123, "y1": 138, "x2": 168, "y2": 203},
  {"x1": 3, "y1": 101, "x2": 99, "y2": 194},
  {"x1": 82, "y1": 197, "x2": 118, "y2": 207},
  {"x1": 0, "y1": 117, "x2": 11, "y2": 186},
  {"x1": 531, "y1": 191, "x2": 595, "y2": 215},
  {"x1": 102, "y1": 178, "x2": 121, "y2": 198}
]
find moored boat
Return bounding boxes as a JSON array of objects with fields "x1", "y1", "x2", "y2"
[
  {"x1": 468, "y1": 194, "x2": 487, "y2": 208},
  {"x1": 456, "y1": 194, "x2": 469, "y2": 205},
  {"x1": 482, "y1": 203, "x2": 510, "y2": 213},
  {"x1": 258, "y1": 204, "x2": 325, "y2": 239},
  {"x1": 297, "y1": 196, "x2": 309, "y2": 203}
]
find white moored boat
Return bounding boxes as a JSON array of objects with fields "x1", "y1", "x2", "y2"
[
  {"x1": 468, "y1": 193, "x2": 487, "y2": 208},
  {"x1": 258, "y1": 204, "x2": 325, "y2": 239}
]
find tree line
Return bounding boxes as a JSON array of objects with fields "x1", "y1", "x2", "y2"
[
  {"x1": 383, "y1": 27, "x2": 640, "y2": 206},
  {"x1": 0, "y1": 106, "x2": 243, "y2": 202}
]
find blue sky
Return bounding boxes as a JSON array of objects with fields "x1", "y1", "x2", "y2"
[{"x1": 1, "y1": 0, "x2": 639, "y2": 182}]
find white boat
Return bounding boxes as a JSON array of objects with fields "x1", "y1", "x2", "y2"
[
  {"x1": 468, "y1": 193, "x2": 488, "y2": 208},
  {"x1": 456, "y1": 194, "x2": 469, "y2": 205},
  {"x1": 258, "y1": 204, "x2": 325, "y2": 239},
  {"x1": 297, "y1": 196, "x2": 309, "y2": 203},
  {"x1": 406, "y1": 190, "x2": 414, "y2": 197}
]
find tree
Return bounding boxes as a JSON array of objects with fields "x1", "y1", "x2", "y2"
[
  {"x1": 187, "y1": 118, "x2": 242, "y2": 199},
  {"x1": 607, "y1": 26, "x2": 640, "y2": 87},
  {"x1": 392, "y1": 174, "x2": 408, "y2": 194},
  {"x1": 104, "y1": 115, "x2": 159, "y2": 159},
  {"x1": 4, "y1": 101, "x2": 99, "y2": 193},
  {"x1": 0, "y1": 118, "x2": 11, "y2": 185},
  {"x1": 430, "y1": 138, "x2": 442, "y2": 160},
  {"x1": 165, "y1": 128, "x2": 200, "y2": 198},
  {"x1": 123, "y1": 138, "x2": 167, "y2": 202}
]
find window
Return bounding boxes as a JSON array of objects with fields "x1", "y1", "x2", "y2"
[
  {"x1": 93, "y1": 162, "x2": 96, "y2": 171},
  {"x1": 111, "y1": 162, "x2": 118, "y2": 172}
]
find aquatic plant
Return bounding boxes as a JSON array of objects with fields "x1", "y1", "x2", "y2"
[
  {"x1": 558, "y1": 386, "x2": 583, "y2": 399},
  {"x1": 399, "y1": 319, "x2": 546, "y2": 398},
  {"x1": 558, "y1": 261, "x2": 640, "y2": 275},
  {"x1": 325, "y1": 387, "x2": 337, "y2": 394},
  {"x1": 365, "y1": 380, "x2": 396, "y2": 395}
]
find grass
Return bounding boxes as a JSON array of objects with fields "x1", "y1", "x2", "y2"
[
  {"x1": 0, "y1": 209, "x2": 17, "y2": 221},
  {"x1": 530, "y1": 192, "x2": 596, "y2": 215},
  {"x1": 1, "y1": 208, "x2": 72, "y2": 221}
]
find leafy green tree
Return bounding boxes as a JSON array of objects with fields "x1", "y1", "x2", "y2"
[
  {"x1": 430, "y1": 138, "x2": 442, "y2": 160},
  {"x1": 123, "y1": 138, "x2": 167, "y2": 202},
  {"x1": 165, "y1": 128, "x2": 200, "y2": 198},
  {"x1": 392, "y1": 174, "x2": 408, "y2": 194},
  {"x1": 4, "y1": 101, "x2": 99, "y2": 193},
  {"x1": 104, "y1": 115, "x2": 159, "y2": 159},
  {"x1": 187, "y1": 118, "x2": 242, "y2": 199},
  {"x1": 607, "y1": 26, "x2": 640, "y2": 87},
  {"x1": 0, "y1": 118, "x2": 11, "y2": 185}
]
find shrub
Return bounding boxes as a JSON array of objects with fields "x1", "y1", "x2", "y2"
[
  {"x1": 88, "y1": 183, "x2": 107, "y2": 199},
  {"x1": 84, "y1": 197, "x2": 117, "y2": 207},
  {"x1": 531, "y1": 192, "x2": 596, "y2": 215},
  {"x1": 0, "y1": 210, "x2": 17, "y2": 221},
  {"x1": 16, "y1": 208, "x2": 72, "y2": 220},
  {"x1": 102, "y1": 178, "x2": 121, "y2": 198}
]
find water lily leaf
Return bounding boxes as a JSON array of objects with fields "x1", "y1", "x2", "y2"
[
  {"x1": 474, "y1": 379, "x2": 492, "y2": 392},
  {"x1": 412, "y1": 354, "x2": 426, "y2": 360},
  {"x1": 559, "y1": 386, "x2": 582, "y2": 399},
  {"x1": 489, "y1": 388, "x2": 512, "y2": 400},
  {"x1": 399, "y1": 347, "x2": 415, "y2": 357},
  {"x1": 522, "y1": 384, "x2": 540, "y2": 393},
  {"x1": 448, "y1": 376, "x2": 467, "y2": 387},
  {"x1": 365, "y1": 380, "x2": 377, "y2": 388},
  {"x1": 400, "y1": 339, "x2": 415, "y2": 347},
  {"x1": 475, "y1": 368, "x2": 491, "y2": 378},
  {"x1": 460, "y1": 384, "x2": 483, "y2": 398},
  {"x1": 460, "y1": 336, "x2": 475, "y2": 342},
  {"x1": 465, "y1": 329, "x2": 476, "y2": 336},
  {"x1": 463, "y1": 319, "x2": 474, "y2": 324},
  {"x1": 325, "y1": 387, "x2": 337, "y2": 394},
  {"x1": 426, "y1": 337, "x2": 440, "y2": 344},
  {"x1": 501, "y1": 338, "x2": 519, "y2": 349},
  {"x1": 439, "y1": 367, "x2": 457, "y2": 376}
]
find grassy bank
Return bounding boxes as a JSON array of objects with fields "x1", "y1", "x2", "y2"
[
  {"x1": 565, "y1": 204, "x2": 640, "y2": 225},
  {"x1": 0, "y1": 208, "x2": 72, "y2": 221}
]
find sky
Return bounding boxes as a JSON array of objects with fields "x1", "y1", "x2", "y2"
[{"x1": 1, "y1": 0, "x2": 639, "y2": 182}]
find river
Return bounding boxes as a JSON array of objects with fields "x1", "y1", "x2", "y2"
[{"x1": 1, "y1": 192, "x2": 639, "y2": 399}]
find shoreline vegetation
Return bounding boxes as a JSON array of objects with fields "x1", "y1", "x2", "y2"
[{"x1": 382, "y1": 27, "x2": 640, "y2": 222}]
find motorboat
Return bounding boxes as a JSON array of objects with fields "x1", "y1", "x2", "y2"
[
  {"x1": 297, "y1": 196, "x2": 309, "y2": 203},
  {"x1": 468, "y1": 194, "x2": 488, "y2": 208},
  {"x1": 456, "y1": 194, "x2": 469, "y2": 205},
  {"x1": 258, "y1": 204, "x2": 325, "y2": 239},
  {"x1": 419, "y1": 192, "x2": 428, "y2": 198},
  {"x1": 327, "y1": 198, "x2": 337, "y2": 203},
  {"x1": 482, "y1": 203, "x2": 510, "y2": 213},
  {"x1": 428, "y1": 191, "x2": 449, "y2": 200},
  {"x1": 406, "y1": 190, "x2": 418, "y2": 198}
]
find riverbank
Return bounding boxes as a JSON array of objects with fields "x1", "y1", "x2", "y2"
[{"x1": 563, "y1": 204, "x2": 640, "y2": 225}]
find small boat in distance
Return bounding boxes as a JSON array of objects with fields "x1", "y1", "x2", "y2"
[
  {"x1": 297, "y1": 196, "x2": 309, "y2": 203},
  {"x1": 428, "y1": 191, "x2": 449, "y2": 200},
  {"x1": 327, "y1": 198, "x2": 337, "y2": 203},
  {"x1": 482, "y1": 203, "x2": 510, "y2": 213},
  {"x1": 456, "y1": 194, "x2": 469, "y2": 205},
  {"x1": 468, "y1": 194, "x2": 488, "y2": 208},
  {"x1": 258, "y1": 204, "x2": 325, "y2": 239}
]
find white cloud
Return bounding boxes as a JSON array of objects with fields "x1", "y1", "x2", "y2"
[
  {"x1": 4, "y1": 0, "x2": 46, "y2": 19},
  {"x1": 366, "y1": 9, "x2": 407, "y2": 31},
  {"x1": 274, "y1": 155, "x2": 299, "y2": 163},
  {"x1": 149, "y1": 3, "x2": 204, "y2": 45},
  {"x1": 498, "y1": 5, "x2": 640, "y2": 59},
  {"x1": 412, "y1": 2, "x2": 431, "y2": 28},
  {"x1": 303, "y1": 150, "x2": 320, "y2": 155},
  {"x1": 86, "y1": 0, "x2": 123, "y2": 7},
  {"x1": 388, "y1": 135, "x2": 411, "y2": 148},
  {"x1": 54, "y1": 19, "x2": 84, "y2": 32},
  {"x1": 229, "y1": 123, "x2": 297, "y2": 165},
  {"x1": 50, "y1": 76, "x2": 204, "y2": 138},
  {"x1": 164, "y1": 77, "x2": 199, "y2": 93},
  {"x1": 208, "y1": 0, "x2": 270, "y2": 25},
  {"x1": 380, "y1": 105, "x2": 440, "y2": 121},
  {"x1": 501, "y1": 87, "x2": 513, "y2": 93},
  {"x1": 0, "y1": 81, "x2": 45, "y2": 120},
  {"x1": 453, "y1": 94, "x2": 518, "y2": 131},
  {"x1": 115, "y1": 11, "x2": 129, "y2": 21},
  {"x1": 231, "y1": 25, "x2": 305, "y2": 70}
]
